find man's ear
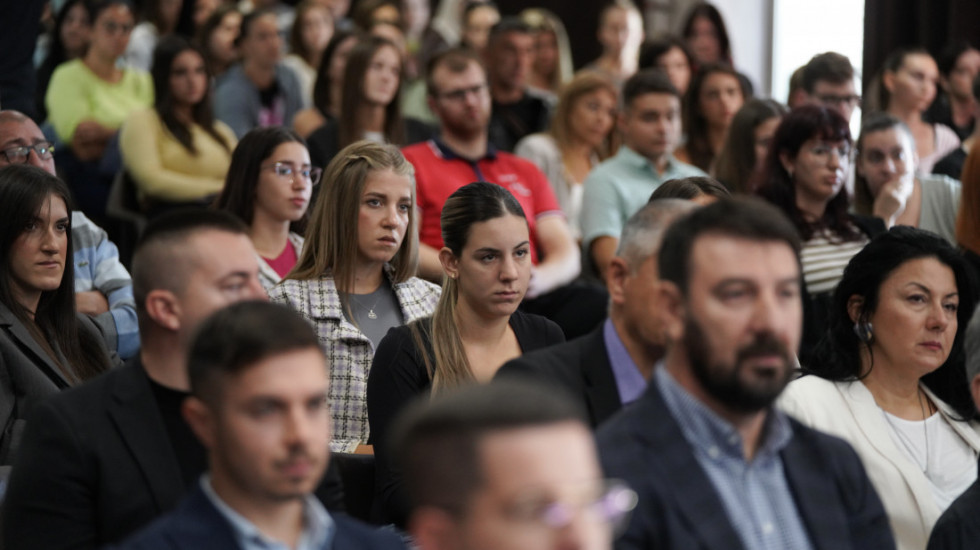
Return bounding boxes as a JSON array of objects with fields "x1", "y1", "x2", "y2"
[
  {"x1": 182, "y1": 396, "x2": 215, "y2": 450},
  {"x1": 409, "y1": 507, "x2": 459, "y2": 550},
  {"x1": 846, "y1": 295, "x2": 865, "y2": 324},
  {"x1": 606, "y1": 257, "x2": 630, "y2": 305},
  {"x1": 145, "y1": 289, "x2": 181, "y2": 332},
  {"x1": 658, "y1": 280, "x2": 685, "y2": 344},
  {"x1": 439, "y1": 247, "x2": 459, "y2": 280}
]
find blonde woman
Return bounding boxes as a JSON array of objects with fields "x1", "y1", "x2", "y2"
[
  {"x1": 269, "y1": 140, "x2": 440, "y2": 454},
  {"x1": 367, "y1": 181, "x2": 565, "y2": 527}
]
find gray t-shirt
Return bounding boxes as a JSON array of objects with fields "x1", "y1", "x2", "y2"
[{"x1": 342, "y1": 282, "x2": 404, "y2": 349}]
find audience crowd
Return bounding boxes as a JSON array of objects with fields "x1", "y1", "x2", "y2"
[{"x1": 4, "y1": 1, "x2": 980, "y2": 549}]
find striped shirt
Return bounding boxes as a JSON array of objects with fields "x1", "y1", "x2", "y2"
[{"x1": 800, "y1": 229, "x2": 868, "y2": 295}]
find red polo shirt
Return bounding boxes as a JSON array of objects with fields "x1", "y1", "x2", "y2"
[{"x1": 402, "y1": 139, "x2": 563, "y2": 265}]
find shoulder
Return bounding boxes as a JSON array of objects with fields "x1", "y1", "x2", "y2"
[
  {"x1": 270, "y1": 278, "x2": 322, "y2": 308},
  {"x1": 934, "y1": 123, "x2": 961, "y2": 145},
  {"x1": 401, "y1": 140, "x2": 434, "y2": 159},
  {"x1": 515, "y1": 134, "x2": 558, "y2": 157},
  {"x1": 213, "y1": 120, "x2": 237, "y2": 143},
  {"x1": 333, "y1": 514, "x2": 407, "y2": 548},
  {"x1": 510, "y1": 310, "x2": 565, "y2": 347},
  {"x1": 394, "y1": 276, "x2": 442, "y2": 300},
  {"x1": 929, "y1": 481, "x2": 980, "y2": 549},
  {"x1": 921, "y1": 173, "x2": 962, "y2": 197},
  {"x1": 496, "y1": 151, "x2": 546, "y2": 175},
  {"x1": 669, "y1": 157, "x2": 709, "y2": 177},
  {"x1": 50, "y1": 59, "x2": 86, "y2": 80},
  {"x1": 124, "y1": 107, "x2": 158, "y2": 126},
  {"x1": 849, "y1": 213, "x2": 886, "y2": 238}
]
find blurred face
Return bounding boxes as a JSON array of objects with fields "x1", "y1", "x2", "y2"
[
  {"x1": 321, "y1": 0, "x2": 351, "y2": 19},
  {"x1": 401, "y1": 0, "x2": 430, "y2": 37},
  {"x1": 300, "y1": 6, "x2": 333, "y2": 55},
  {"x1": 451, "y1": 423, "x2": 614, "y2": 550},
  {"x1": 533, "y1": 30, "x2": 558, "y2": 80},
  {"x1": 159, "y1": 0, "x2": 183, "y2": 30},
  {"x1": 656, "y1": 46, "x2": 691, "y2": 95},
  {"x1": 193, "y1": 0, "x2": 220, "y2": 28},
  {"x1": 169, "y1": 49, "x2": 208, "y2": 107},
  {"x1": 568, "y1": 88, "x2": 617, "y2": 150},
  {"x1": 0, "y1": 118, "x2": 57, "y2": 175},
  {"x1": 90, "y1": 4, "x2": 135, "y2": 60},
  {"x1": 863, "y1": 258, "x2": 959, "y2": 378},
  {"x1": 598, "y1": 7, "x2": 641, "y2": 57},
  {"x1": 687, "y1": 15, "x2": 721, "y2": 64},
  {"x1": 195, "y1": 347, "x2": 331, "y2": 507},
  {"x1": 668, "y1": 235, "x2": 801, "y2": 414},
  {"x1": 430, "y1": 61, "x2": 492, "y2": 139},
  {"x1": 857, "y1": 127, "x2": 916, "y2": 199},
  {"x1": 752, "y1": 117, "x2": 780, "y2": 170},
  {"x1": 782, "y1": 138, "x2": 849, "y2": 209},
  {"x1": 241, "y1": 13, "x2": 282, "y2": 68},
  {"x1": 945, "y1": 48, "x2": 980, "y2": 101},
  {"x1": 254, "y1": 142, "x2": 313, "y2": 225},
  {"x1": 371, "y1": 4, "x2": 401, "y2": 25},
  {"x1": 699, "y1": 72, "x2": 743, "y2": 129},
  {"x1": 444, "y1": 214, "x2": 531, "y2": 319},
  {"x1": 617, "y1": 254, "x2": 665, "y2": 357},
  {"x1": 809, "y1": 80, "x2": 860, "y2": 123},
  {"x1": 620, "y1": 92, "x2": 682, "y2": 162},
  {"x1": 886, "y1": 53, "x2": 939, "y2": 113},
  {"x1": 61, "y1": 2, "x2": 92, "y2": 57},
  {"x1": 209, "y1": 11, "x2": 242, "y2": 66},
  {"x1": 9, "y1": 194, "x2": 69, "y2": 311},
  {"x1": 488, "y1": 31, "x2": 534, "y2": 92},
  {"x1": 461, "y1": 5, "x2": 499, "y2": 54},
  {"x1": 328, "y1": 35, "x2": 358, "y2": 84},
  {"x1": 174, "y1": 231, "x2": 267, "y2": 338},
  {"x1": 356, "y1": 169, "x2": 413, "y2": 269},
  {"x1": 362, "y1": 45, "x2": 401, "y2": 106}
]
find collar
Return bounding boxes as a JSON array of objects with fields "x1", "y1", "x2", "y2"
[
  {"x1": 200, "y1": 475, "x2": 334, "y2": 550},
  {"x1": 615, "y1": 145, "x2": 676, "y2": 173},
  {"x1": 431, "y1": 136, "x2": 497, "y2": 162},
  {"x1": 654, "y1": 365, "x2": 793, "y2": 463},
  {"x1": 602, "y1": 318, "x2": 648, "y2": 404}
]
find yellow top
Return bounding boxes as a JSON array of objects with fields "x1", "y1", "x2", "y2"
[
  {"x1": 45, "y1": 59, "x2": 153, "y2": 142},
  {"x1": 119, "y1": 107, "x2": 238, "y2": 202}
]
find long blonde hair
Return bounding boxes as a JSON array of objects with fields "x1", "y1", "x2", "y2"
[{"x1": 287, "y1": 141, "x2": 419, "y2": 297}]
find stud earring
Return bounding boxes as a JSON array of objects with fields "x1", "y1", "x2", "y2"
[{"x1": 853, "y1": 322, "x2": 874, "y2": 344}]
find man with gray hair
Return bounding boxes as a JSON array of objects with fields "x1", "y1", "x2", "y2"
[
  {"x1": 496, "y1": 198, "x2": 696, "y2": 427},
  {"x1": 926, "y1": 304, "x2": 980, "y2": 549}
]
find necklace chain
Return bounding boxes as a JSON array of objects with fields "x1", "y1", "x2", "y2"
[
  {"x1": 348, "y1": 292, "x2": 382, "y2": 320},
  {"x1": 880, "y1": 388, "x2": 933, "y2": 475}
]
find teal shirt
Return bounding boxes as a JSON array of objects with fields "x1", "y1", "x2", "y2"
[{"x1": 580, "y1": 145, "x2": 707, "y2": 250}]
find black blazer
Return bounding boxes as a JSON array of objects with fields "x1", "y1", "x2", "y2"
[
  {"x1": 1, "y1": 358, "x2": 345, "y2": 549},
  {"x1": 109, "y1": 483, "x2": 405, "y2": 550},
  {"x1": 597, "y1": 381, "x2": 896, "y2": 550},
  {"x1": 495, "y1": 324, "x2": 622, "y2": 428}
]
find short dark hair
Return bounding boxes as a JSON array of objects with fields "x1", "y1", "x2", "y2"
[
  {"x1": 801, "y1": 52, "x2": 855, "y2": 93},
  {"x1": 131, "y1": 209, "x2": 249, "y2": 327},
  {"x1": 425, "y1": 47, "x2": 484, "y2": 97},
  {"x1": 236, "y1": 7, "x2": 275, "y2": 46},
  {"x1": 649, "y1": 176, "x2": 731, "y2": 202},
  {"x1": 658, "y1": 197, "x2": 802, "y2": 296},
  {"x1": 486, "y1": 16, "x2": 532, "y2": 47},
  {"x1": 187, "y1": 301, "x2": 322, "y2": 405},
  {"x1": 852, "y1": 113, "x2": 913, "y2": 217},
  {"x1": 391, "y1": 380, "x2": 586, "y2": 515},
  {"x1": 937, "y1": 41, "x2": 977, "y2": 77},
  {"x1": 622, "y1": 69, "x2": 679, "y2": 110},
  {"x1": 638, "y1": 35, "x2": 694, "y2": 72},
  {"x1": 807, "y1": 226, "x2": 978, "y2": 420}
]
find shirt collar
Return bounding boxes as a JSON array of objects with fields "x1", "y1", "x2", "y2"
[
  {"x1": 431, "y1": 136, "x2": 498, "y2": 162},
  {"x1": 615, "y1": 145, "x2": 678, "y2": 174},
  {"x1": 200, "y1": 475, "x2": 335, "y2": 550},
  {"x1": 603, "y1": 319, "x2": 648, "y2": 404},
  {"x1": 653, "y1": 365, "x2": 793, "y2": 463}
]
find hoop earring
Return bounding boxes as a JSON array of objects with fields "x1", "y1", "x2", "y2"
[{"x1": 853, "y1": 322, "x2": 874, "y2": 344}]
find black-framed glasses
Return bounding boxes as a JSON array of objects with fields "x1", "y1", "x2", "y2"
[
  {"x1": 263, "y1": 162, "x2": 323, "y2": 185},
  {"x1": 816, "y1": 94, "x2": 862, "y2": 108},
  {"x1": 1, "y1": 142, "x2": 55, "y2": 164},
  {"x1": 437, "y1": 83, "x2": 488, "y2": 103}
]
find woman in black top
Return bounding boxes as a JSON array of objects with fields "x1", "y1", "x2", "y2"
[{"x1": 367, "y1": 181, "x2": 565, "y2": 527}]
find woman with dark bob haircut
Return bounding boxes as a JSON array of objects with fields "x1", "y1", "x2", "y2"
[
  {"x1": 213, "y1": 126, "x2": 318, "y2": 290},
  {"x1": 780, "y1": 226, "x2": 980, "y2": 550},
  {"x1": 756, "y1": 105, "x2": 885, "y2": 365},
  {"x1": 0, "y1": 165, "x2": 115, "y2": 468},
  {"x1": 648, "y1": 175, "x2": 730, "y2": 203}
]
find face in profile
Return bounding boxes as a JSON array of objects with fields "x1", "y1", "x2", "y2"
[
  {"x1": 9, "y1": 193, "x2": 70, "y2": 310},
  {"x1": 356, "y1": 168, "x2": 413, "y2": 268},
  {"x1": 187, "y1": 346, "x2": 331, "y2": 504},
  {"x1": 668, "y1": 234, "x2": 802, "y2": 414}
]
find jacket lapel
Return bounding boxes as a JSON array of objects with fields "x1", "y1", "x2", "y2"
[
  {"x1": 780, "y1": 432, "x2": 848, "y2": 550},
  {"x1": 107, "y1": 358, "x2": 185, "y2": 513},
  {"x1": 0, "y1": 305, "x2": 71, "y2": 388},
  {"x1": 579, "y1": 328, "x2": 623, "y2": 425}
]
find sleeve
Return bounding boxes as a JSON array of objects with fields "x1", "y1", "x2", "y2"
[
  {"x1": 213, "y1": 75, "x2": 256, "y2": 139},
  {"x1": 2, "y1": 399, "x2": 101, "y2": 550},
  {"x1": 46, "y1": 63, "x2": 90, "y2": 143},
  {"x1": 119, "y1": 109, "x2": 228, "y2": 202},
  {"x1": 367, "y1": 324, "x2": 429, "y2": 528},
  {"x1": 580, "y1": 167, "x2": 624, "y2": 248}
]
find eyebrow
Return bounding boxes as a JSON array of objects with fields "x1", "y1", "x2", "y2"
[
  {"x1": 272, "y1": 160, "x2": 311, "y2": 167},
  {"x1": 473, "y1": 241, "x2": 530, "y2": 254},
  {"x1": 906, "y1": 281, "x2": 958, "y2": 299}
]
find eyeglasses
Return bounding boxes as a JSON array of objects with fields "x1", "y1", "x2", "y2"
[
  {"x1": 816, "y1": 94, "x2": 862, "y2": 108},
  {"x1": 263, "y1": 162, "x2": 323, "y2": 185},
  {"x1": 504, "y1": 479, "x2": 638, "y2": 534},
  {"x1": 101, "y1": 20, "x2": 134, "y2": 35},
  {"x1": 436, "y1": 83, "x2": 488, "y2": 103},
  {"x1": 1, "y1": 142, "x2": 55, "y2": 164}
]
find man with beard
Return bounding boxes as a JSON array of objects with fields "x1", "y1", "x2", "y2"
[{"x1": 597, "y1": 197, "x2": 895, "y2": 550}]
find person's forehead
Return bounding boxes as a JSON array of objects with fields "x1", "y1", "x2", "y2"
[
  {"x1": 812, "y1": 79, "x2": 855, "y2": 94},
  {"x1": 434, "y1": 61, "x2": 485, "y2": 88},
  {"x1": 229, "y1": 348, "x2": 328, "y2": 396},
  {"x1": 186, "y1": 231, "x2": 256, "y2": 275},
  {"x1": 628, "y1": 92, "x2": 679, "y2": 112},
  {"x1": 0, "y1": 119, "x2": 44, "y2": 146},
  {"x1": 689, "y1": 234, "x2": 799, "y2": 282},
  {"x1": 476, "y1": 423, "x2": 596, "y2": 489}
]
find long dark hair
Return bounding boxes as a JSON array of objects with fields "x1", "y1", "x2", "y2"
[
  {"x1": 681, "y1": 2, "x2": 731, "y2": 66},
  {"x1": 311, "y1": 30, "x2": 358, "y2": 119},
  {"x1": 338, "y1": 36, "x2": 406, "y2": 149},
  {"x1": 151, "y1": 35, "x2": 231, "y2": 154},
  {"x1": 806, "y1": 226, "x2": 979, "y2": 420},
  {"x1": 40, "y1": 0, "x2": 91, "y2": 77},
  {"x1": 0, "y1": 166, "x2": 110, "y2": 383},
  {"x1": 683, "y1": 62, "x2": 747, "y2": 172},
  {"x1": 213, "y1": 126, "x2": 309, "y2": 233},
  {"x1": 714, "y1": 98, "x2": 786, "y2": 193},
  {"x1": 755, "y1": 105, "x2": 858, "y2": 242}
]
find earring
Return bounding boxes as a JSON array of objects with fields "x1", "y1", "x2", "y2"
[{"x1": 853, "y1": 322, "x2": 874, "y2": 344}]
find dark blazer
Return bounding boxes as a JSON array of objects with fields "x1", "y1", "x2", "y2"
[
  {"x1": 0, "y1": 303, "x2": 113, "y2": 478},
  {"x1": 927, "y1": 460, "x2": 980, "y2": 550},
  {"x1": 495, "y1": 324, "x2": 622, "y2": 427},
  {"x1": 597, "y1": 381, "x2": 896, "y2": 550},
  {"x1": 110, "y1": 483, "x2": 405, "y2": 550},
  {"x1": 1, "y1": 358, "x2": 344, "y2": 549}
]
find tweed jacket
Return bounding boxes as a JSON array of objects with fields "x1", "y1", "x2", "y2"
[{"x1": 269, "y1": 270, "x2": 440, "y2": 452}]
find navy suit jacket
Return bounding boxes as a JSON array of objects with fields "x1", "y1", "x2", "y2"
[
  {"x1": 597, "y1": 381, "x2": 896, "y2": 550},
  {"x1": 495, "y1": 325, "x2": 622, "y2": 427},
  {"x1": 111, "y1": 484, "x2": 405, "y2": 550}
]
